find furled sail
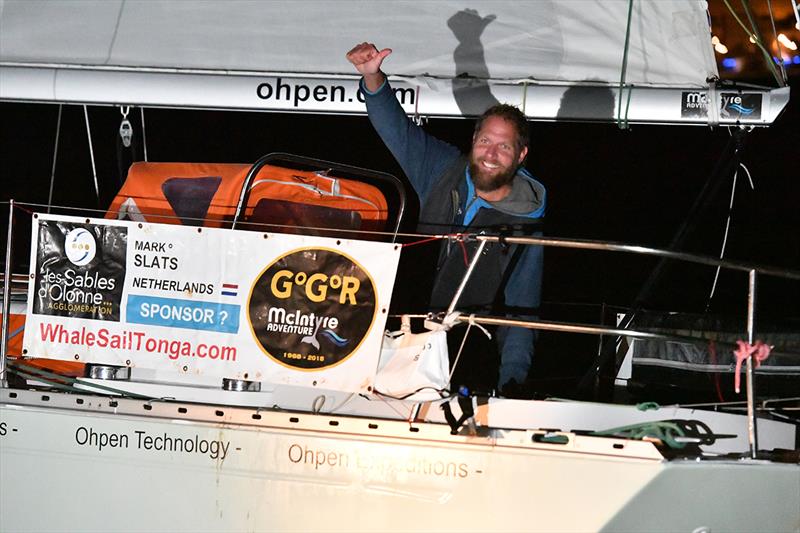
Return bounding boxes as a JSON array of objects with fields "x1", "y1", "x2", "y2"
[{"x1": 0, "y1": 0, "x2": 789, "y2": 124}]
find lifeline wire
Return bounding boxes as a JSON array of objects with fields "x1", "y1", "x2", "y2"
[
  {"x1": 83, "y1": 105, "x2": 101, "y2": 201},
  {"x1": 47, "y1": 104, "x2": 62, "y2": 214},
  {"x1": 3, "y1": 200, "x2": 450, "y2": 243}
]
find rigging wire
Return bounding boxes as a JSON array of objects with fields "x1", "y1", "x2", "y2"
[
  {"x1": 740, "y1": 0, "x2": 787, "y2": 84},
  {"x1": 140, "y1": 106, "x2": 149, "y2": 162},
  {"x1": 46, "y1": 104, "x2": 63, "y2": 214},
  {"x1": 706, "y1": 166, "x2": 738, "y2": 309},
  {"x1": 765, "y1": 0, "x2": 788, "y2": 82},
  {"x1": 82, "y1": 105, "x2": 101, "y2": 202},
  {"x1": 616, "y1": 0, "x2": 635, "y2": 130},
  {"x1": 721, "y1": 0, "x2": 785, "y2": 86},
  {"x1": 705, "y1": 161, "x2": 755, "y2": 311}
]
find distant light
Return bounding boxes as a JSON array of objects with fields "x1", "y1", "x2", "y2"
[
  {"x1": 794, "y1": 55, "x2": 800, "y2": 64},
  {"x1": 749, "y1": 35, "x2": 758, "y2": 44},
  {"x1": 721, "y1": 58, "x2": 738, "y2": 69},
  {"x1": 711, "y1": 35, "x2": 720, "y2": 46},
  {"x1": 714, "y1": 43, "x2": 729, "y2": 54},
  {"x1": 777, "y1": 33, "x2": 798, "y2": 51}
]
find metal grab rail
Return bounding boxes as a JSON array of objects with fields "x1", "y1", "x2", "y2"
[{"x1": 231, "y1": 152, "x2": 407, "y2": 240}]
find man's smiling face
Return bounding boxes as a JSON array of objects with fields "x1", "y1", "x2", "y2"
[{"x1": 469, "y1": 115, "x2": 528, "y2": 198}]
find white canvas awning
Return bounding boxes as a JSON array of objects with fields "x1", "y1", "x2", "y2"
[{"x1": 0, "y1": 0, "x2": 789, "y2": 124}]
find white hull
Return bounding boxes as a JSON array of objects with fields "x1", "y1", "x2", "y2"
[{"x1": 2, "y1": 388, "x2": 798, "y2": 532}]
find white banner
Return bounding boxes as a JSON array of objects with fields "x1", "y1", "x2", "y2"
[{"x1": 24, "y1": 214, "x2": 401, "y2": 393}]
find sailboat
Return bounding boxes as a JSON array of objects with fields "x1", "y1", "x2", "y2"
[{"x1": 2, "y1": 1, "x2": 798, "y2": 531}]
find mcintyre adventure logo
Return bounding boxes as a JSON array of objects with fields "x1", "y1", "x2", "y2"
[
  {"x1": 720, "y1": 92, "x2": 761, "y2": 119},
  {"x1": 33, "y1": 221, "x2": 127, "y2": 321},
  {"x1": 248, "y1": 248, "x2": 377, "y2": 370},
  {"x1": 681, "y1": 91, "x2": 762, "y2": 120}
]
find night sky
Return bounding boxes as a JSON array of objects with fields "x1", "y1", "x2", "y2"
[{"x1": 2, "y1": 75, "x2": 798, "y2": 396}]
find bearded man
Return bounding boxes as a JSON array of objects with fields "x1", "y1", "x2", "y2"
[{"x1": 347, "y1": 43, "x2": 546, "y2": 396}]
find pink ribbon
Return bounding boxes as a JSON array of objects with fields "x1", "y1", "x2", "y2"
[{"x1": 733, "y1": 340, "x2": 772, "y2": 393}]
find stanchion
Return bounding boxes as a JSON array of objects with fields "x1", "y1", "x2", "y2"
[
  {"x1": 745, "y1": 269, "x2": 759, "y2": 458},
  {"x1": 1, "y1": 200, "x2": 15, "y2": 387}
]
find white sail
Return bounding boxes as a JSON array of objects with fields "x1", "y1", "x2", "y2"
[{"x1": 1, "y1": 0, "x2": 787, "y2": 124}]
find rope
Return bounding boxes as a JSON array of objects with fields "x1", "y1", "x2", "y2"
[
  {"x1": 371, "y1": 389, "x2": 423, "y2": 422},
  {"x1": 733, "y1": 339, "x2": 772, "y2": 393},
  {"x1": 401, "y1": 236, "x2": 442, "y2": 248},
  {"x1": 8, "y1": 325, "x2": 23, "y2": 340},
  {"x1": 592, "y1": 421, "x2": 687, "y2": 449},
  {"x1": 13, "y1": 203, "x2": 37, "y2": 216},
  {"x1": 708, "y1": 340, "x2": 726, "y2": 403},
  {"x1": 635, "y1": 401, "x2": 660, "y2": 411},
  {"x1": 458, "y1": 239, "x2": 469, "y2": 266},
  {"x1": 83, "y1": 105, "x2": 101, "y2": 202},
  {"x1": 616, "y1": 0, "x2": 635, "y2": 130},
  {"x1": 8, "y1": 368, "x2": 80, "y2": 393},
  {"x1": 47, "y1": 104, "x2": 62, "y2": 214},
  {"x1": 447, "y1": 314, "x2": 492, "y2": 384}
]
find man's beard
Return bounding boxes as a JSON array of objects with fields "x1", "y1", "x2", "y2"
[{"x1": 469, "y1": 157, "x2": 517, "y2": 193}]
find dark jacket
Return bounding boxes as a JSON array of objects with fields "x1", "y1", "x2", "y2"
[{"x1": 362, "y1": 78, "x2": 545, "y2": 388}]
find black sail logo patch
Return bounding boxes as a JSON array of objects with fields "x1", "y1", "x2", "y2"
[{"x1": 248, "y1": 248, "x2": 377, "y2": 370}]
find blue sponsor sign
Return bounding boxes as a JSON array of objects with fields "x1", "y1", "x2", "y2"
[{"x1": 127, "y1": 295, "x2": 240, "y2": 333}]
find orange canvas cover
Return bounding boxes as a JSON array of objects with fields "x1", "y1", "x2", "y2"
[
  {"x1": 106, "y1": 162, "x2": 388, "y2": 232},
  {"x1": 1, "y1": 312, "x2": 85, "y2": 377},
  {"x1": 0, "y1": 312, "x2": 25, "y2": 357}
]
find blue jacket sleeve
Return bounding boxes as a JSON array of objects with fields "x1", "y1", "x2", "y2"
[
  {"x1": 362, "y1": 79, "x2": 461, "y2": 204},
  {"x1": 497, "y1": 241, "x2": 543, "y2": 384}
]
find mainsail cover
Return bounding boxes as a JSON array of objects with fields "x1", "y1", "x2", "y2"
[{"x1": 0, "y1": 0, "x2": 788, "y2": 123}]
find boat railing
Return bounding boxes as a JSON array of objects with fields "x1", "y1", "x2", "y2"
[
  {"x1": 2, "y1": 200, "x2": 799, "y2": 458},
  {"x1": 424, "y1": 232, "x2": 799, "y2": 459}
]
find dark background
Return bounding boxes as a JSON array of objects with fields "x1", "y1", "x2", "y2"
[{"x1": 2, "y1": 74, "x2": 798, "y2": 397}]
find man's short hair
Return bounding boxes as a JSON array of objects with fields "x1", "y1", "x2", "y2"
[{"x1": 473, "y1": 104, "x2": 530, "y2": 152}]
